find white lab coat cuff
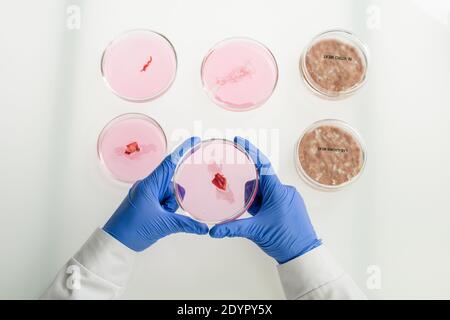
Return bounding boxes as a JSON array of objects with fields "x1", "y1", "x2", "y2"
[
  {"x1": 73, "y1": 228, "x2": 136, "y2": 288},
  {"x1": 277, "y1": 245, "x2": 345, "y2": 299}
]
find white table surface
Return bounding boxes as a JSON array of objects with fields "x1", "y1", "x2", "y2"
[{"x1": 1, "y1": 0, "x2": 450, "y2": 299}]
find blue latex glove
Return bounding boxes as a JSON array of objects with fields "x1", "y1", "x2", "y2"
[
  {"x1": 210, "y1": 137, "x2": 322, "y2": 264},
  {"x1": 104, "y1": 137, "x2": 209, "y2": 252}
]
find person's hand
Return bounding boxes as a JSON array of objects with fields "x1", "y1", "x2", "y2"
[
  {"x1": 104, "y1": 137, "x2": 209, "y2": 252},
  {"x1": 210, "y1": 137, "x2": 322, "y2": 264}
]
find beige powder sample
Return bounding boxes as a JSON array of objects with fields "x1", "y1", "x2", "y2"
[
  {"x1": 298, "y1": 125, "x2": 363, "y2": 187},
  {"x1": 303, "y1": 39, "x2": 365, "y2": 94}
]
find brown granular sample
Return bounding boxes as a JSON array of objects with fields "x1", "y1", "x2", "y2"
[
  {"x1": 298, "y1": 125, "x2": 363, "y2": 187},
  {"x1": 303, "y1": 39, "x2": 365, "y2": 94}
]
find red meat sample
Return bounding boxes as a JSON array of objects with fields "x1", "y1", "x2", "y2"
[
  {"x1": 212, "y1": 173, "x2": 227, "y2": 191},
  {"x1": 140, "y1": 56, "x2": 153, "y2": 72},
  {"x1": 124, "y1": 142, "x2": 141, "y2": 155}
]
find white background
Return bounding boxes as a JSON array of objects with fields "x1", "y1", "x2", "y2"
[{"x1": 1, "y1": 0, "x2": 450, "y2": 299}]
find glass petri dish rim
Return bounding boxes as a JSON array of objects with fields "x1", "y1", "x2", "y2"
[
  {"x1": 97, "y1": 112, "x2": 168, "y2": 184},
  {"x1": 200, "y1": 36, "x2": 279, "y2": 112},
  {"x1": 295, "y1": 119, "x2": 367, "y2": 192},
  {"x1": 172, "y1": 138, "x2": 259, "y2": 224},
  {"x1": 100, "y1": 28, "x2": 178, "y2": 103},
  {"x1": 299, "y1": 29, "x2": 370, "y2": 100}
]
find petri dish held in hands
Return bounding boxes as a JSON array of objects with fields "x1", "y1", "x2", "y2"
[
  {"x1": 173, "y1": 139, "x2": 259, "y2": 223},
  {"x1": 300, "y1": 30, "x2": 368, "y2": 99},
  {"x1": 296, "y1": 120, "x2": 366, "y2": 191},
  {"x1": 98, "y1": 113, "x2": 167, "y2": 183},
  {"x1": 101, "y1": 30, "x2": 177, "y2": 102},
  {"x1": 201, "y1": 38, "x2": 278, "y2": 111}
]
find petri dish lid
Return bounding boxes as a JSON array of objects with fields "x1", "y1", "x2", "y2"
[
  {"x1": 300, "y1": 29, "x2": 369, "y2": 99},
  {"x1": 173, "y1": 139, "x2": 259, "y2": 223},
  {"x1": 201, "y1": 37, "x2": 278, "y2": 111},
  {"x1": 295, "y1": 119, "x2": 366, "y2": 191},
  {"x1": 101, "y1": 29, "x2": 177, "y2": 102},
  {"x1": 97, "y1": 113, "x2": 167, "y2": 183}
]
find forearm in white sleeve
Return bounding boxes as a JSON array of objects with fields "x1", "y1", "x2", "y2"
[
  {"x1": 277, "y1": 245, "x2": 367, "y2": 300},
  {"x1": 41, "y1": 228, "x2": 136, "y2": 300}
]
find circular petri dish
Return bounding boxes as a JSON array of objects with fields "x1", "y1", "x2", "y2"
[
  {"x1": 97, "y1": 113, "x2": 167, "y2": 183},
  {"x1": 173, "y1": 139, "x2": 259, "y2": 223},
  {"x1": 300, "y1": 30, "x2": 369, "y2": 99},
  {"x1": 101, "y1": 29, "x2": 177, "y2": 102},
  {"x1": 295, "y1": 120, "x2": 366, "y2": 191},
  {"x1": 201, "y1": 37, "x2": 278, "y2": 111}
]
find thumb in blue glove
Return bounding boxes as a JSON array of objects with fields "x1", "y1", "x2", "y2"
[
  {"x1": 210, "y1": 136, "x2": 322, "y2": 264},
  {"x1": 104, "y1": 137, "x2": 209, "y2": 252}
]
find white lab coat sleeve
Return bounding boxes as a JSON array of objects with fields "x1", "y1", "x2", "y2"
[
  {"x1": 41, "y1": 228, "x2": 136, "y2": 300},
  {"x1": 277, "y1": 245, "x2": 367, "y2": 300}
]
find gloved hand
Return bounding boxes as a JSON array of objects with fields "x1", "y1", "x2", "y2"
[
  {"x1": 104, "y1": 137, "x2": 209, "y2": 252},
  {"x1": 210, "y1": 137, "x2": 322, "y2": 264}
]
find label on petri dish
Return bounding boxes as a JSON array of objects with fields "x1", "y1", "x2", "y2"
[
  {"x1": 101, "y1": 30, "x2": 177, "y2": 102},
  {"x1": 173, "y1": 139, "x2": 258, "y2": 223},
  {"x1": 98, "y1": 114, "x2": 167, "y2": 183},
  {"x1": 304, "y1": 39, "x2": 365, "y2": 94},
  {"x1": 201, "y1": 38, "x2": 278, "y2": 111},
  {"x1": 300, "y1": 30, "x2": 368, "y2": 98},
  {"x1": 297, "y1": 122, "x2": 365, "y2": 189}
]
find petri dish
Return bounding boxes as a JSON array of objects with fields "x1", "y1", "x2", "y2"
[
  {"x1": 300, "y1": 30, "x2": 369, "y2": 99},
  {"x1": 97, "y1": 113, "x2": 167, "y2": 183},
  {"x1": 173, "y1": 139, "x2": 259, "y2": 223},
  {"x1": 295, "y1": 120, "x2": 366, "y2": 191},
  {"x1": 101, "y1": 29, "x2": 177, "y2": 102},
  {"x1": 201, "y1": 37, "x2": 278, "y2": 111}
]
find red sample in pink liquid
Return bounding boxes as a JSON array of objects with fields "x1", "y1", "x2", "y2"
[
  {"x1": 212, "y1": 172, "x2": 227, "y2": 191},
  {"x1": 124, "y1": 142, "x2": 141, "y2": 155},
  {"x1": 140, "y1": 56, "x2": 153, "y2": 72},
  {"x1": 98, "y1": 114, "x2": 167, "y2": 183},
  {"x1": 173, "y1": 139, "x2": 258, "y2": 223},
  {"x1": 101, "y1": 30, "x2": 177, "y2": 102}
]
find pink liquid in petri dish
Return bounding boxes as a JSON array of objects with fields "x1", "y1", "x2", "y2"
[
  {"x1": 173, "y1": 139, "x2": 258, "y2": 223},
  {"x1": 98, "y1": 114, "x2": 167, "y2": 183},
  {"x1": 101, "y1": 30, "x2": 177, "y2": 102},
  {"x1": 201, "y1": 38, "x2": 278, "y2": 111}
]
